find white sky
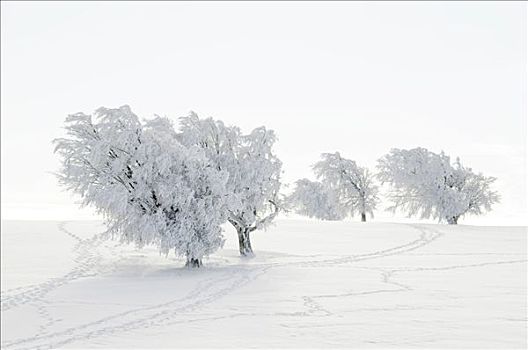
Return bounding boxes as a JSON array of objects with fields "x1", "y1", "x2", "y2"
[{"x1": 1, "y1": 1, "x2": 526, "y2": 225}]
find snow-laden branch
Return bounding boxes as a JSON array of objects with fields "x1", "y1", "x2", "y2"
[
  {"x1": 54, "y1": 106, "x2": 231, "y2": 266},
  {"x1": 377, "y1": 147, "x2": 500, "y2": 224},
  {"x1": 178, "y1": 113, "x2": 283, "y2": 256},
  {"x1": 286, "y1": 179, "x2": 346, "y2": 221},
  {"x1": 313, "y1": 152, "x2": 380, "y2": 221}
]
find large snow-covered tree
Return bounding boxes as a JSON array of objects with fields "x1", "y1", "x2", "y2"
[
  {"x1": 286, "y1": 179, "x2": 346, "y2": 220},
  {"x1": 313, "y1": 152, "x2": 379, "y2": 222},
  {"x1": 377, "y1": 147, "x2": 500, "y2": 224},
  {"x1": 54, "y1": 106, "x2": 231, "y2": 267},
  {"x1": 178, "y1": 113, "x2": 282, "y2": 256}
]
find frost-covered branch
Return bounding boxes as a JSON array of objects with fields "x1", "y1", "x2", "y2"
[
  {"x1": 286, "y1": 179, "x2": 346, "y2": 221},
  {"x1": 377, "y1": 147, "x2": 500, "y2": 224},
  {"x1": 178, "y1": 113, "x2": 283, "y2": 256},
  {"x1": 54, "y1": 106, "x2": 231, "y2": 267},
  {"x1": 313, "y1": 152, "x2": 379, "y2": 221}
]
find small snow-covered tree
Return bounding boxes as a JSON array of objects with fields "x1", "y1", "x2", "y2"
[
  {"x1": 54, "y1": 106, "x2": 230, "y2": 267},
  {"x1": 286, "y1": 179, "x2": 346, "y2": 220},
  {"x1": 313, "y1": 152, "x2": 379, "y2": 222},
  {"x1": 178, "y1": 113, "x2": 282, "y2": 256},
  {"x1": 377, "y1": 147, "x2": 500, "y2": 224}
]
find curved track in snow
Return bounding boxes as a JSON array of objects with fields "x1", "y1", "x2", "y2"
[
  {"x1": 2, "y1": 222, "x2": 526, "y2": 349},
  {"x1": 1, "y1": 222, "x2": 104, "y2": 312},
  {"x1": 285, "y1": 223, "x2": 443, "y2": 268},
  {"x1": 3, "y1": 265, "x2": 271, "y2": 350}
]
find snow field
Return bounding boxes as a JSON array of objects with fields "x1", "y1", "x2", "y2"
[{"x1": 1, "y1": 219, "x2": 526, "y2": 348}]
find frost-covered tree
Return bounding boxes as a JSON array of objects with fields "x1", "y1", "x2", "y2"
[
  {"x1": 54, "y1": 106, "x2": 231, "y2": 267},
  {"x1": 178, "y1": 113, "x2": 282, "y2": 256},
  {"x1": 313, "y1": 152, "x2": 379, "y2": 222},
  {"x1": 377, "y1": 147, "x2": 500, "y2": 224},
  {"x1": 286, "y1": 179, "x2": 346, "y2": 220}
]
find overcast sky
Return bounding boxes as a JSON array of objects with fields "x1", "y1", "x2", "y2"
[{"x1": 1, "y1": 1, "x2": 526, "y2": 225}]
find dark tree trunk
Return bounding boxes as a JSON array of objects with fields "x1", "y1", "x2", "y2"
[
  {"x1": 185, "y1": 257, "x2": 202, "y2": 268},
  {"x1": 361, "y1": 212, "x2": 367, "y2": 222},
  {"x1": 447, "y1": 216, "x2": 459, "y2": 225},
  {"x1": 237, "y1": 227, "x2": 254, "y2": 257}
]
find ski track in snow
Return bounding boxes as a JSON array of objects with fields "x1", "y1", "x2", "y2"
[{"x1": 2, "y1": 222, "x2": 526, "y2": 349}]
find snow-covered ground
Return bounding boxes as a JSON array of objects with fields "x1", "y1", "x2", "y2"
[{"x1": 1, "y1": 219, "x2": 526, "y2": 348}]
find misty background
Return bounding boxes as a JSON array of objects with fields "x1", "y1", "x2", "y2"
[{"x1": 1, "y1": 2, "x2": 526, "y2": 225}]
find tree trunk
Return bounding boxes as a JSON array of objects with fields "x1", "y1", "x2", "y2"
[
  {"x1": 237, "y1": 227, "x2": 254, "y2": 257},
  {"x1": 361, "y1": 212, "x2": 366, "y2": 222},
  {"x1": 447, "y1": 216, "x2": 459, "y2": 225},
  {"x1": 185, "y1": 257, "x2": 202, "y2": 268}
]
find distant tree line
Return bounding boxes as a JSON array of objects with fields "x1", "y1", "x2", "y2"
[{"x1": 287, "y1": 148, "x2": 499, "y2": 225}]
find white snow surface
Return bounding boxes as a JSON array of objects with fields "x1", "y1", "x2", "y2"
[{"x1": 1, "y1": 219, "x2": 526, "y2": 349}]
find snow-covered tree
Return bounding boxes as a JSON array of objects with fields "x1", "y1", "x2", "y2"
[
  {"x1": 377, "y1": 147, "x2": 500, "y2": 224},
  {"x1": 54, "y1": 106, "x2": 231, "y2": 267},
  {"x1": 313, "y1": 152, "x2": 379, "y2": 222},
  {"x1": 286, "y1": 179, "x2": 346, "y2": 220},
  {"x1": 178, "y1": 113, "x2": 282, "y2": 256}
]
